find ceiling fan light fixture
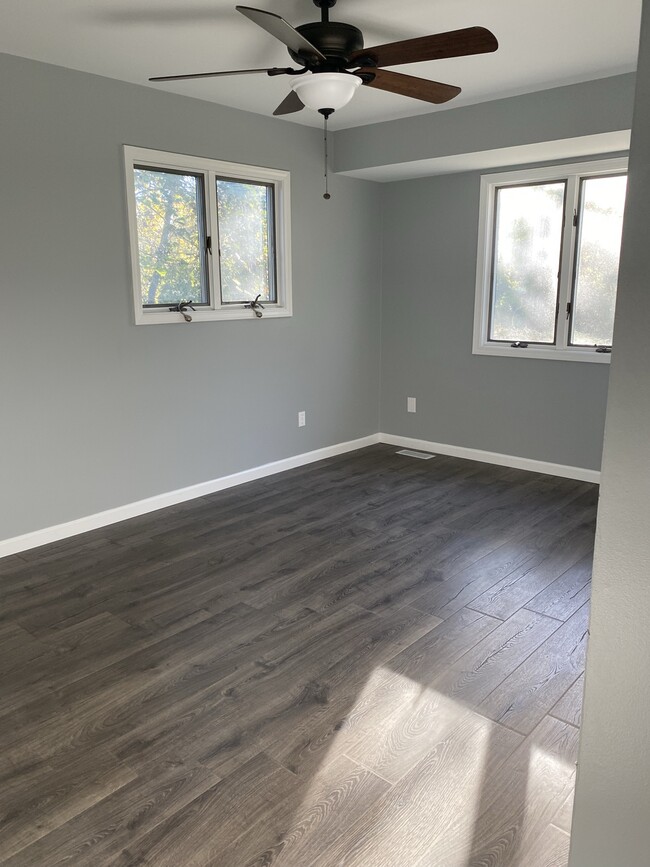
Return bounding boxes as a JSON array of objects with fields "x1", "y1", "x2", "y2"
[{"x1": 291, "y1": 71, "x2": 361, "y2": 113}]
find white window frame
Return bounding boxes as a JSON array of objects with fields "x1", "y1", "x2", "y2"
[
  {"x1": 473, "y1": 157, "x2": 627, "y2": 363},
  {"x1": 124, "y1": 146, "x2": 292, "y2": 324}
]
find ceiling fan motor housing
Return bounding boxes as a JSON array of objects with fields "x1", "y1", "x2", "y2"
[{"x1": 290, "y1": 22, "x2": 364, "y2": 67}]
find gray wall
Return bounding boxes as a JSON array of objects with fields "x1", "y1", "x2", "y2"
[
  {"x1": 0, "y1": 53, "x2": 381, "y2": 541},
  {"x1": 334, "y1": 74, "x2": 636, "y2": 175},
  {"x1": 569, "y1": 3, "x2": 650, "y2": 865},
  {"x1": 379, "y1": 168, "x2": 611, "y2": 470}
]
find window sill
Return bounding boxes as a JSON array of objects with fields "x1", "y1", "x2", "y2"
[
  {"x1": 473, "y1": 343, "x2": 611, "y2": 364},
  {"x1": 135, "y1": 306, "x2": 292, "y2": 325}
]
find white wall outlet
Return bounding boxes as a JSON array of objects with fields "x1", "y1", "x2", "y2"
[
  {"x1": 407, "y1": 397, "x2": 417, "y2": 413},
  {"x1": 298, "y1": 410, "x2": 306, "y2": 427}
]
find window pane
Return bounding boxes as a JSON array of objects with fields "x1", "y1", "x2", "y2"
[
  {"x1": 216, "y1": 179, "x2": 275, "y2": 304},
  {"x1": 490, "y1": 182, "x2": 565, "y2": 343},
  {"x1": 570, "y1": 174, "x2": 627, "y2": 347},
  {"x1": 134, "y1": 167, "x2": 207, "y2": 306}
]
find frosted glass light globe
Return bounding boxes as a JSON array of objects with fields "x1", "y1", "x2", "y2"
[{"x1": 291, "y1": 72, "x2": 362, "y2": 112}]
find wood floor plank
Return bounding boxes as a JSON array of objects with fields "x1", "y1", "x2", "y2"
[
  {"x1": 525, "y1": 554, "x2": 593, "y2": 621},
  {"x1": 111, "y1": 753, "x2": 296, "y2": 866},
  {"x1": 309, "y1": 715, "x2": 521, "y2": 867},
  {"x1": 550, "y1": 674, "x2": 585, "y2": 728},
  {"x1": 277, "y1": 525, "x2": 463, "y2": 616},
  {"x1": 243, "y1": 523, "x2": 450, "y2": 614},
  {"x1": 511, "y1": 823, "x2": 571, "y2": 867},
  {"x1": 215, "y1": 754, "x2": 390, "y2": 867},
  {"x1": 388, "y1": 606, "x2": 503, "y2": 685},
  {"x1": 0, "y1": 612, "x2": 154, "y2": 719},
  {"x1": 430, "y1": 608, "x2": 562, "y2": 710},
  {"x1": 432, "y1": 715, "x2": 580, "y2": 867},
  {"x1": 345, "y1": 679, "x2": 524, "y2": 786},
  {"x1": 266, "y1": 663, "x2": 425, "y2": 779},
  {"x1": 0, "y1": 747, "x2": 136, "y2": 861},
  {"x1": 0, "y1": 554, "x2": 30, "y2": 575},
  {"x1": 0, "y1": 764, "x2": 222, "y2": 867},
  {"x1": 467, "y1": 529, "x2": 593, "y2": 621},
  {"x1": 552, "y1": 788, "x2": 575, "y2": 836},
  {"x1": 0, "y1": 621, "x2": 52, "y2": 672},
  {"x1": 479, "y1": 603, "x2": 590, "y2": 734},
  {"x1": 0, "y1": 604, "x2": 275, "y2": 770},
  {"x1": 410, "y1": 540, "x2": 544, "y2": 620}
]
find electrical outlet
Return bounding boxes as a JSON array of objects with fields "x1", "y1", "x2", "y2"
[
  {"x1": 407, "y1": 397, "x2": 417, "y2": 413},
  {"x1": 298, "y1": 411, "x2": 306, "y2": 427}
]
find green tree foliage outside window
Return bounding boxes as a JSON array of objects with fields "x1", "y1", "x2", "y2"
[
  {"x1": 134, "y1": 168, "x2": 206, "y2": 306},
  {"x1": 133, "y1": 168, "x2": 275, "y2": 308}
]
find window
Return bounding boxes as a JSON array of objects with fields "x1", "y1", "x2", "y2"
[
  {"x1": 473, "y1": 158, "x2": 627, "y2": 362},
  {"x1": 124, "y1": 147, "x2": 291, "y2": 323}
]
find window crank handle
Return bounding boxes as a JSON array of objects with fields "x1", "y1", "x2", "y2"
[{"x1": 168, "y1": 300, "x2": 196, "y2": 322}]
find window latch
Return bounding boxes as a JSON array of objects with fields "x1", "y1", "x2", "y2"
[
  {"x1": 595, "y1": 345, "x2": 612, "y2": 353},
  {"x1": 510, "y1": 341, "x2": 529, "y2": 349},
  {"x1": 168, "y1": 300, "x2": 195, "y2": 322},
  {"x1": 245, "y1": 294, "x2": 265, "y2": 318}
]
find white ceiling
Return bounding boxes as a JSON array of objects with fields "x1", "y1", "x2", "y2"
[{"x1": 1, "y1": 0, "x2": 642, "y2": 130}]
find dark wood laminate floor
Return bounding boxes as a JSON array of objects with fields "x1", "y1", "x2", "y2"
[{"x1": 0, "y1": 445, "x2": 596, "y2": 866}]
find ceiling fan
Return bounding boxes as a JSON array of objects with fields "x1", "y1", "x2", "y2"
[{"x1": 150, "y1": 0, "x2": 499, "y2": 119}]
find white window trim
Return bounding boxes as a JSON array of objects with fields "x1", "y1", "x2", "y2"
[
  {"x1": 473, "y1": 157, "x2": 628, "y2": 363},
  {"x1": 124, "y1": 146, "x2": 292, "y2": 324}
]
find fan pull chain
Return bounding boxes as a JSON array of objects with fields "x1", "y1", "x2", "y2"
[{"x1": 323, "y1": 113, "x2": 331, "y2": 200}]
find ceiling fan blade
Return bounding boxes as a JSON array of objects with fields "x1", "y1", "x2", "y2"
[
  {"x1": 350, "y1": 27, "x2": 498, "y2": 69},
  {"x1": 273, "y1": 90, "x2": 305, "y2": 116},
  {"x1": 149, "y1": 67, "x2": 289, "y2": 82},
  {"x1": 356, "y1": 68, "x2": 461, "y2": 104},
  {"x1": 236, "y1": 6, "x2": 326, "y2": 62}
]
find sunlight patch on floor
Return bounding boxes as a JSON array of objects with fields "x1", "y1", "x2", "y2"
[{"x1": 272, "y1": 666, "x2": 492, "y2": 867}]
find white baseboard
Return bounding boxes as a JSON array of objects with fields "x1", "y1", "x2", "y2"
[
  {"x1": 1, "y1": 430, "x2": 600, "y2": 560},
  {"x1": 0, "y1": 434, "x2": 380, "y2": 559},
  {"x1": 379, "y1": 433, "x2": 601, "y2": 484}
]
